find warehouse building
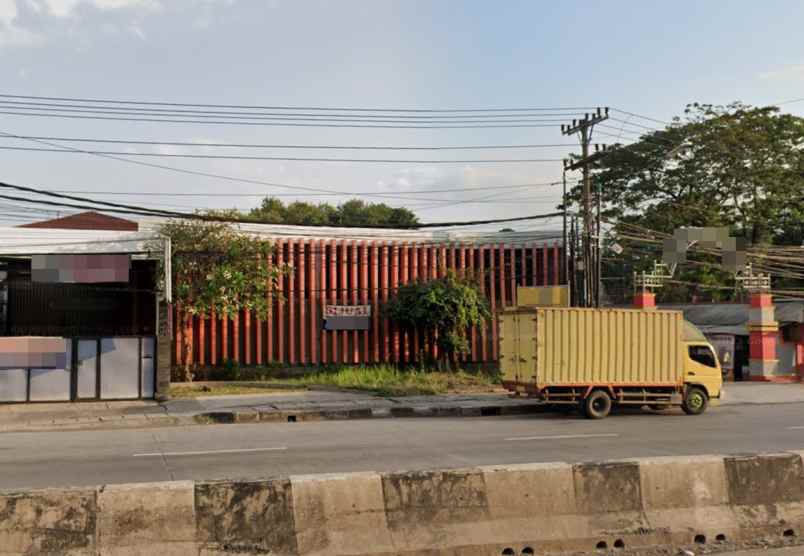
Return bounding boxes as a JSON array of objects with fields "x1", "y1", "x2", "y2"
[{"x1": 16, "y1": 212, "x2": 566, "y2": 371}]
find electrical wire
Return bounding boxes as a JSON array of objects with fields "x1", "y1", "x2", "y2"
[
  {"x1": 0, "y1": 101, "x2": 582, "y2": 121},
  {"x1": 0, "y1": 135, "x2": 579, "y2": 151},
  {"x1": 609, "y1": 108, "x2": 672, "y2": 126},
  {"x1": 0, "y1": 110, "x2": 566, "y2": 129},
  {"x1": 0, "y1": 129, "x2": 573, "y2": 201},
  {"x1": 0, "y1": 93, "x2": 596, "y2": 113},
  {"x1": 0, "y1": 145, "x2": 564, "y2": 163},
  {"x1": 50, "y1": 179, "x2": 576, "y2": 197},
  {"x1": 0, "y1": 179, "x2": 566, "y2": 229}
]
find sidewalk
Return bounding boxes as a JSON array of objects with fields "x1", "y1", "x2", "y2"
[{"x1": 3, "y1": 382, "x2": 804, "y2": 433}]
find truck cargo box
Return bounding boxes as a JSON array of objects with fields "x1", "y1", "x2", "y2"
[{"x1": 500, "y1": 307, "x2": 686, "y2": 389}]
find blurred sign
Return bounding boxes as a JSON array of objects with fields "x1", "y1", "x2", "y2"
[
  {"x1": 323, "y1": 305, "x2": 371, "y2": 330},
  {"x1": 707, "y1": 333, "x2": 734, "y2": 371},
  {"x1": 517, "y1": 286, "x2": 570, "y2": 307},
  {"x1": 32, "y1": 254, "x2": 130, "y2": 284},
  {"x1": 0, "y1": 337, "x2": 67, "y2": 369}
]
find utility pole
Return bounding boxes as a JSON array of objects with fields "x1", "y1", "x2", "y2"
[
  {"x1": 562, "y1": 168, "x2": 568, "y2": 295},
  {"x1": 561, "y1": 107, "x2": 609, "y2": 307}
]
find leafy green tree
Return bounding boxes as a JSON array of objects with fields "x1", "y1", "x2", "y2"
[
  {"x1": 199, "y1": 198, "x2": 419, "y2": 228},
  {"x1": 156, "y1": 220, "x2": 284, "y2": 380},
  {"x1": 386, "y1": 271, "x2": 490, "y2": 369},
  {"x1": 250, "y1": 198, "x2": 418, "y2": 227},
  {"x1": 574, "y1": 102, "x2": 804, "y2": 302}
]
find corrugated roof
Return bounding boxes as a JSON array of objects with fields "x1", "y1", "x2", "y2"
[
  {"x1": 0, "y1": 227, "x2": 163, "y2": 255},
  {"x1": 661, "y1": 302, "x2": 804, "y2": 328},
  {"x1": 135, "y1": 216, "x2": 563, "y2": 246}
]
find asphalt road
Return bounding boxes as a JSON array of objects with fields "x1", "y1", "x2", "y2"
[{"x1": 3, "y1": 402, "x2": 804, "y2": 490}]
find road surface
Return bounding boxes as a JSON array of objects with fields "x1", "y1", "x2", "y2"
[{"x1": 3, "y1": 401, "x2": 804, "y2": 490}]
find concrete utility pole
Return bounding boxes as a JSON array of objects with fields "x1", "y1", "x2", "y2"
[{"x1": 561, "y1": 107, "x2": 609, "y2": 307}]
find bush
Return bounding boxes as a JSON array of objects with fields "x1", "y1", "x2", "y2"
[{"x1": 386, "y1": 271, "x2": 491, "y2": 368}]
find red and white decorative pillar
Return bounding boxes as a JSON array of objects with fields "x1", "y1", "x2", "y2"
[
  {"x1": 634, "y1": 291, "x2": 656, "y2": 310},
  {"x1": 748, "y1": 293, "x2": 783, "y2": 381}
]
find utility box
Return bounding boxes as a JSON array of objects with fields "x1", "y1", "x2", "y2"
[{"x1": 516, "y1": 285, "x2": 569, "y2": 308}]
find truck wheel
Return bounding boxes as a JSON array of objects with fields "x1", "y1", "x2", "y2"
[
  {"x1": 682, "y1": 386, "x2": 709, "y2": 415},
  {"x1": 584, "y1": 390, "x2": 612, "y2": 419}
]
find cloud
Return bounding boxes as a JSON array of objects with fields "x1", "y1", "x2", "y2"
[
  {"x1": 0, "y1": 2, "x2": 18, "y2": 25},
  {"x1": 0, "y1": 2, "x2": 45, "y2": 46},
  {"x1": 757, "y1": 64, "x2": 804, "y2": 82},
  {"x1": 41, "y1": 0, "x2": 162, "y2": 17}
]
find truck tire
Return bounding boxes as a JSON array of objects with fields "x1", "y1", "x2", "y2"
[
  {"x1": 584, "y1": 390, "x2": 612, "y2": 419},
  {"x1": 682, "y1": 386, "x2": 709, "y2": 415}
]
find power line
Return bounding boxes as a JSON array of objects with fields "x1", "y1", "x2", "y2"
[
  {"x1": 0, "y1": 145, "x2": 565, "y2": 163},
  {"x1": 609, "y1": 117, "x2": 667, "y2": 133},
  {"x1": 0, "y1": 100, "x2": 584, "y2": 121},
  {"x1": 609, "y1": 108, "x2": 672, "y2": 126},
  {"x1": 50, "y1": 180, "x2": 574, "y2": 197},
  {"x1": 0, "y1": 129, "x2": 573, "y2": 200},
  {"x1": 0, "y1": 135, "x2": 578, "y2": 151},
  {"x1": 0, "y1": 104, "x2": 577, "y2": 124},
  {"x1": 0, "y1": 110, "x2": 568, "y2": 129},
  {"x1": 0, "y1": 93, "x2": 596, "y2": 113},
  {"x1": 0, "y1": 179, "x2": 566, "y2": 229}
]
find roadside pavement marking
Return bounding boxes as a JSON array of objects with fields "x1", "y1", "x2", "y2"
[
  {"x1": 133, "y1": 446, "x2": 288, "y2": 457},
  {"x1": 505, "y1": 433, "x2": 620, "y2": 441},
  {"x1": 786, "y1": 426, "x2": 804, "y2": 430}
]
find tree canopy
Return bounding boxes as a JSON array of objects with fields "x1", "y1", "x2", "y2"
[
  {"x1": 156, "y1": 220, "x2": 283, "y2": 379},
  {"x1": 572, "y1": 102, "x2": 804, "y2": 302},
  {"x1": 238, "y1": 198, "x2": 420, "y2": 228}
]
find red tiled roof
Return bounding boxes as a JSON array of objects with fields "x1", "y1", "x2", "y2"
[{"x1": 19, "y1": 211, "x2": 139, "y2": 231}]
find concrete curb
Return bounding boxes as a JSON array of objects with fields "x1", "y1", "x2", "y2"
[
  {"x1": 4, "y1": 452, "x2": 804, "y2": 555},
  {"x1": 194, "y1": 402, "x2": 546, "y2": 424}
]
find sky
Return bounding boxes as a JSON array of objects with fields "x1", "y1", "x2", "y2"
[{"x1": 0, "y1": 0, "x2": 803, "y2": 231}]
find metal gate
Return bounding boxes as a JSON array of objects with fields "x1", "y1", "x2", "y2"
[{"x1": 0, "y1": 336, "x2": 156, "y2": 403}]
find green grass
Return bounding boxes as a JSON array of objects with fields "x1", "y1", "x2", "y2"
[
  {"x1": 287, "y1": 366, "x2": 501, "y2": 396},
  {"x1": 171, "y1": 365, "x2": 501, "y2": 398},
  {"x1": 169, "y1": 383, "x2": 299, "y2": 398}
]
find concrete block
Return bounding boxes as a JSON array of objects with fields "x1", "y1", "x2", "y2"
[
  {"x1": 97, "y1": 481, "x2": 195, "y2": 556},
  {"x1": 0, "y1": 487, "x2": 96, "y2": 555},
  {"x1": 725, "y1": 453, "x2": 804, "y2": 506},
  {"x1": 290, "y1": 472, "x2": 393, "y2": 555},
  {"x1": 381, "y1": 469, "x2": 493, "y2": 552},
  {"x1": 725, "y1": 453, "x2": 804, "y2": 539},
  {"x1": 573, "y1": 461, "x2": 643, "y2": 514},
  {"x1": 195, "y1": 478, "x2": 297, "y2": 555},
  {"x1": 480, "y1": 462, "x2": 583, "y2": 550},
  {"x1": 639, "y1": 455, "x2": 736, "y2": 544},
  {"x1": 572, "y1": 461, "x2": 653, "y2": 548}
]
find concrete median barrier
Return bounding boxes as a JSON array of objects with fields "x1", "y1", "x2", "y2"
[
  {"x1": 97, "y1": 481, "x2": 196, "y2": 556},
  {"x1": 725, "y1": 453, "x2": 804, "y2": 540},
  {"x1": 0, "y1": 487, "x2": 96, "y2": 555},
  {"x1": 2, "y1": 453, "x2": 804, "y2": 555}
]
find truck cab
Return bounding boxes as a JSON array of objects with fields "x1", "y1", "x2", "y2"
[{"x1": 682, "y1": 321, "x2": 723, "y2": 403}]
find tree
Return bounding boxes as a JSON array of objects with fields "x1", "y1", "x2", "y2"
[
  {"x1": 199, "y1": 198, "x2": 419, "y2": 228},
  {"x1": 248, "y1": 198, "x2": 419, "y2": 227},
  {"x1": 156, "y1": 220, "x2": 283, "y2": 380},
  {"x1": 386, "y1": 271, "x2": 491, "y2": 368},
  {"x1": 573, "y1": 102, "x2": 804, "y2": 302}
]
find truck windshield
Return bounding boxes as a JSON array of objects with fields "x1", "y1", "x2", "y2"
[{"x1": 688, "y1": 345, "x2": 717, "y2": 368}]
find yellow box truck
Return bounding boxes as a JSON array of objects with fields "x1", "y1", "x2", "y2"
[{"x1": 500, "y1": 307, "x2": 723, "y2": 419}]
